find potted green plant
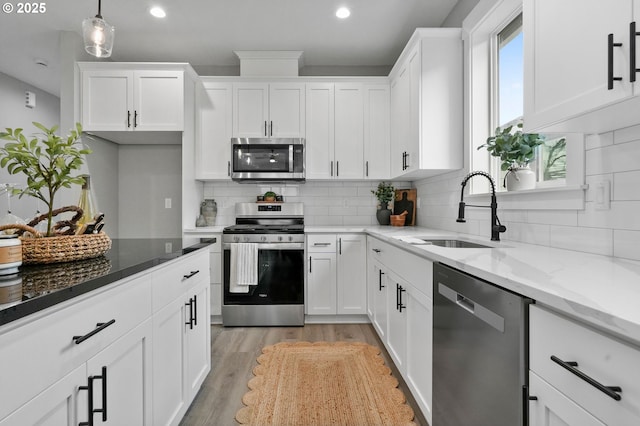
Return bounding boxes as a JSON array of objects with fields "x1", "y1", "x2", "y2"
[
  {"x1": 477, "y1": 122, "x2": 559, "y2": 190},
  {"x1": 371, "y1": 182, "x2": 395, "y2": 225}
]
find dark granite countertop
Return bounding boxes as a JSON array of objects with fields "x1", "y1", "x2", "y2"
[{"x1": 0, "y1": 238, "x2": 215, "y2": 327}]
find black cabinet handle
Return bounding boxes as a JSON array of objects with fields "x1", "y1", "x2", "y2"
[
  {"x1": 338, "y1": 238, "x2": 342, "y2": 255},
  {"x1": 330, "y1": 161, "x2": 333, "y2": 177},
  {"x1": 134, "y1": 110, "x2": 138, "y2": 128},
  {"x1": 270, "y1": 120, "x2": 273, "y2": 137},
  {"x1": 550, "y1": 355, "x2": 622, "y2": 401},
  {"x1": 264, "y1": 121, "x2": 267, "y2": 136},
  {"x1": 78, "y1": 376, "x2": 94, "y2": 426},
  {"x1": 398, "y1": 285, "x2": 406, "y2": 312},
  {"x1": 127, "y1": 111, "x2": 131, "y2": 128},
  {"x1": 73, "y1": 319, "x2": 116, "y2": 344},
  {"x1": 372, "y1": 248, "x2": 381, "y2": 253},
  {"x1": 336, "y1": 161, "x2": 339, "y2": 177},
  {"x1": 227, "y1": 161, "x2": 231, "y2": 176},
  {"x1": 309, "y1": 256, "x2": 312, "y2": 273},
  {"x1": 79, "y1": 366, "x2": 107, "y2": 425},
  {"x1": 378, "y1": 270, "x2": 385, "y2": 291},
  {"x1": 193, "y1": 294, "x2": 198, "y2": 326},
  {"x1": 183, "y1": 270, "x2": 200, "y2": 280},
  {"x1": 608, "y1": 33, "x2": 623, "y2": 90},
  {"x1": 185, "y1": 297, "x2": 194, "y2": 329},
  {"x1": 366, "y1": 161, "x2": 369, "y2": 177},
  {"x1": 631, "y1": 22, "x2": 640, "y2": 82}
]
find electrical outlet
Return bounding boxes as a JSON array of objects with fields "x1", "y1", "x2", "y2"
[
  {"x1": 164, "y1": 198, "x2": 172, "y2": 209},
  {"x1": 165, "y1": 242, "x2": 172, "y2": 253},
  {"x1": 417, "y1": 197, "x2": 422, "y2": 208}
]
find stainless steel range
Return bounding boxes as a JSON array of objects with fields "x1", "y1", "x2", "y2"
[{"x1": 222, "y1": 202, "x2": 304, "y2": 326}]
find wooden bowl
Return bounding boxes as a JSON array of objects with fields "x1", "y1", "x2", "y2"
[{"x1": 390, "y1": 215, "x2": 406, "y2": 226}]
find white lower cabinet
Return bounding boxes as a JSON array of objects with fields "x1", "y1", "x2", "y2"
[
  {"x1": 529, "y1": 305, "x2": 640, "y2": 426},
  {"x1": 0, "y1": 365, "x2": 86, "y2": 426},
  {"x1": 152, "y1": 251, "x2": 211, "y2": 426},
  {"x1": 529, "y1": 372, "x2": 605, "y2": 426},
  {"x1": 0, "y1": 248, "x2": 211, "y2": 426},
  {"x1": 366, "y1": 235, "x2": 433, "y2": 424},
  {"x1": 86, "y1": 319, "x2": 153, "y2": 425},
  {"x1": 306, "y1": 234, "x2": 366, "y2": 316}
]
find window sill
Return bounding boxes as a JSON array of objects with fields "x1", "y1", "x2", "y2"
[{"x1": 467, "y1": 185, "x2": 587, "y2": 210}]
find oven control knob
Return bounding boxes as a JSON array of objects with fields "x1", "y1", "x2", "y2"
[
  {"x1": 261, "y1": 236, "x2": 267, "y2": 242},
  {"x1": 278, "y1": 236, "x2": 283, "y2": 242},
  {"x1": 243, "y1": 236, "x2": 249, "y2": 242},
  {"x1": 234, "y1": 236, "x2": 239, "y2": 243},
  {"x1": 288, "y1": 236, "x2": 293, "y2": 242}
]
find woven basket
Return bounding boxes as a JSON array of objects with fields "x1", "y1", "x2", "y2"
[{"x1": 0, "y1": 223, "x2": 112, "y2": 265}]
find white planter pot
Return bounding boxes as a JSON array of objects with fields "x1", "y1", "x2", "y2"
[{"x1": 505, "y1": 166, "x2": 536, "y2": 191}]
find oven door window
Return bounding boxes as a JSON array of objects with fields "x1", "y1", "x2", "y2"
[
  {"x1": 233, "y1": 144, "x2": 292, "y2": 173},
  {"x1": 224, "y1": 248, "x2": 304, "y2": 305}
]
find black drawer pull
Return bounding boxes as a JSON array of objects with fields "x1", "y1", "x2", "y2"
[
  {"x1": 185, "y1": 297, "x2": 194, "y2": 329},
  {"x1": 183, "y1": 270, "x2": 200, "y2": 280},
  {"x1": 631, "y1": 22, "x2": 640, "y2": 82},
  {"x1": 608, "y1": 33, "x2": 623, "y2": 90},
  {"x1": 73, "y1": 319, "x2": 116, "y2": 344},
  {"x1": 550, "y1": 355, "x2": 622, "y2": 401},
  {"x1": 378, "y1": 269, "x2": 385, "y2": 291}
]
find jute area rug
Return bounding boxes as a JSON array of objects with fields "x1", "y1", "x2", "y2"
[{"x1": 235, "y1": 341, "x2": 416, "y2": 426}]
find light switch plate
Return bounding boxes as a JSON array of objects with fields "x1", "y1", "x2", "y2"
[{"x1": 594, "y1": 180, "x2": 611, "y2": 210}]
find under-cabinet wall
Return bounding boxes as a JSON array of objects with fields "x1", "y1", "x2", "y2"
[
  {"x1": 414, "y1": 125, "x2": 640, "y2": 261},
  {"x1": 198, "y1": 181, "x2": 411, "y2": 227}
]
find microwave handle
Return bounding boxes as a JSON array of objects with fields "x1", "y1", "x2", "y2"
[{"x1": 289, "y1": 145, "x2": 294, "y2": 172}]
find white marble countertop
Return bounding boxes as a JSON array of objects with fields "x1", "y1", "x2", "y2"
[{"x1": 307, "y1": 225, "x2": 640, "y2": 347}]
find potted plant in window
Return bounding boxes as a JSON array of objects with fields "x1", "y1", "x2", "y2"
[
  {"x1": 478, "y1": 122, "x2": 556, "y2": 191},
  {"x1": 0, "y1": 122, "x2": 111, "y2": 264},
  {"x1": 371, "y1": 182, "x2": 395, "y2": 225}
]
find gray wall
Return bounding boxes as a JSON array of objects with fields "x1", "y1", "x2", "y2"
[
  {"x1": 0, "y1": 71, "x2": 63, "y2": 222},
  {"x1": 118, "y1": 145, "x2": 182, "y2": 238}
]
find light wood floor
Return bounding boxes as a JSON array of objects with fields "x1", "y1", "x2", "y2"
[{"x1": 179, "y1": 323, "x2": 429, "y2": 426}]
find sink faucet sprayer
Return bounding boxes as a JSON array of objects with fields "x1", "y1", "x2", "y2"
[{"x1": 456, "y1": 171, "x2": 506, "y2": 241}]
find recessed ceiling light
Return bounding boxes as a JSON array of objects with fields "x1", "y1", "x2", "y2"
[
  {"x1": 336, "y1": 7, "x2": 351, "y2": 19},
  {"x1": 150, "y1": 6, "x2": 166, "y2": 18}
]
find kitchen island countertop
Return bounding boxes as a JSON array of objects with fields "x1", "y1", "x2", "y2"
[{"x1": 0, "y1": 238, "x2": 214, "y2": 327}]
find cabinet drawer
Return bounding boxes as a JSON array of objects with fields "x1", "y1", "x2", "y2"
[
  {"x1": 530, "y1": 305, "x2": 640, "y2": 425},
  {"x1": 307, "y1": 234, "x2": 336, "y2": 252},
  {"x1": 152, "y1": 250, "x2": 210, "y2": 312},
  {"x1": 0, "y1": 275, "x2": 151, "y2": 420},
  {"x1": 368, "y1": 237, "x2": 432, "y2": 296}
]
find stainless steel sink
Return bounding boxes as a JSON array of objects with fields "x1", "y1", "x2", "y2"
[{"x1": 420, "y1": 239, "x2": 492, "y2": 248}]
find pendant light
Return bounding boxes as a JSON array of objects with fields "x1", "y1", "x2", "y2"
[{"x1": 82, "y1": 0, "x2": 115, "y2": 58}]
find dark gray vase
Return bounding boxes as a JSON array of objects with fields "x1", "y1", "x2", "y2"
[{"x1": 376, "y1": 202, "x2": 391, "y2": 225}]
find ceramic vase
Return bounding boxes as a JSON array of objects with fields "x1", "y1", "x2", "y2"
[
  {"x1": 376, "y1": 202, "x2": 392, "y2": 225},
  {"x1": 505, "y1": 165, "x2": 536, "y2": 191},
  {"x1": 200, "y1": 199, "x2": 218, "y2": 226}
]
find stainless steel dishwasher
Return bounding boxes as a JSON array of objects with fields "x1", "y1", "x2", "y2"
[{"x1": 433, "y1": 263, "x2": 533, "y2": 426}]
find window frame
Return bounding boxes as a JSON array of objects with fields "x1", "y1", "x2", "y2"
[{"x1": 464, "y1": 0, "x2": 586, "y2": 209}]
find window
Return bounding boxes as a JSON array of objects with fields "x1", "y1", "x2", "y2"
[{"x1": 491, "y1": 12, "x2": 568, "y2": 190}]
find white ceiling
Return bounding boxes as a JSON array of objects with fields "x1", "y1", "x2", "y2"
[{"x1": 0, "y1": 0, "x2": 461, "y2": 97}]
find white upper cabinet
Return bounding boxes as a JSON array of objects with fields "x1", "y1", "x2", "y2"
[
  {"x1": 364, "y1": 84, "x2": 391, "y2": 179},
  {"x1": 195, "y1": 81, "x2": 233, "y2": 180},
  {"x1": 81, "y1": 67, "x2": 184, "y2": 132},
  {"x1": 305, "y1": 83, "x2": 335, "y2": 179},
  {"x1": 523, "y1": 0, "x2": 640, "y2": 133},
  {"x1": 334, "y1": 83, "x2": 365, "y2": 179},
  {"x1": 388, "y1": 28, "x2": 463, "y2": 179},
  {"x1": 232, "y1": 82, "x2": 305, "y2": 138}
]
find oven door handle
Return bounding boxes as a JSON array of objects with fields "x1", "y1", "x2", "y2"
[
  {"x1": 289, "y1": 145, "x2": 294, "y2": 172},
  {"x1": 223, "y1": 242, "x2": 304, "y2": 250}
]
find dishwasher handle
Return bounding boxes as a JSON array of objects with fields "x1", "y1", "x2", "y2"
[{"x1": 438, "y1": 283, "x2": 505, "y2": 333}]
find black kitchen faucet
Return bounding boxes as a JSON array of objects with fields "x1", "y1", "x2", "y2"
[{"x1": 456, "y1": 171, "x2": 506, "y2": 241}]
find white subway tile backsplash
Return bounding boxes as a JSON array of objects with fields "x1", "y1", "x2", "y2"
[
  {"x1": 549, "y1": 225, "x2": 613, "y2": 256},
  {"x1": 614, "y1": 170, "x2": 640, "y2": 201},
  {"x1": 613, "y1": 230, "x2": 640, "y2": 261},
  {"x1": 585, "y1": 140, "x2": 640, "y2": 175},
  {"x1": 585, "y1": 132, "x2": 613, "y2": 150},
  {"x1": 526, "y1": 210, "x2": 578, "y2": 227},
  {"x1": 505, "y1": 222, "x2": 550, "y2": 246},
  {"x1": 578, "y1": 201, "x2": 640, "y2": 231},
  {"x1": 613, "y1": 123, "x2": 640, "y2": 144}
]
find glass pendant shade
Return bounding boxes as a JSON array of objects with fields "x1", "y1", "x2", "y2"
[{"x1": 82, "y1": 16, "x2": 114, "y2": 58}]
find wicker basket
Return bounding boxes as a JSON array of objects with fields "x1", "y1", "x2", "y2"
[{"x1": 0, "y1": 223, "x2": 112, "y2": 265}]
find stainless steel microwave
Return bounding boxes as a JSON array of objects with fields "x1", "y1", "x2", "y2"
[{"x1": 230, "y1": 138, "x2": 305, "y2": 182}]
